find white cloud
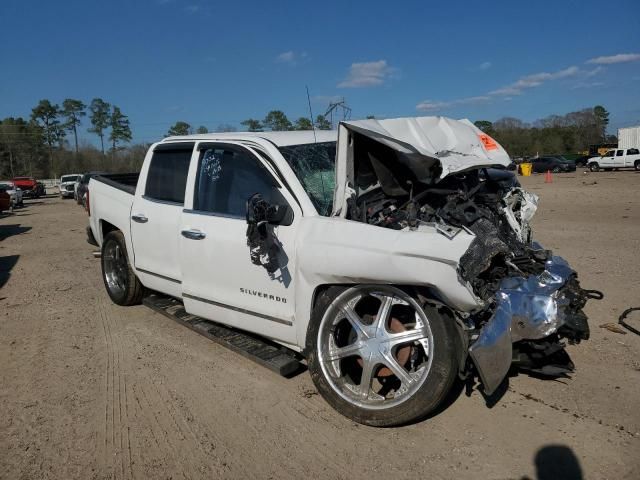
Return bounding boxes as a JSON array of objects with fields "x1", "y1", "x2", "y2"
[
  {"x1": 416, "y1": 95, "x2": 490, "y2": 112},
  {"x1": 416, "y1": 100, "x2": 450, "y2": 112},
  {"x1": 338, "y1": 60, "x2": 395, "y2": 88},
  {"x1": 489, "y1": 66, "x2": 579, "y2": 96},
  {"x1": 571, "y1": 81, "x2": 604, "y2": 89},
  {"x1": 478, "y1": 61, "x2": 492, "y2": 70},
  {"x1": 275, "y1": 51, "x2": 307, "y2": 65},
  {"x1": 587, "y1": 53, "x2": 640, "y2": 64},
  {"x1": 276, "y1": 51, "x2": 295, "y2": 63},
  {"x1": 585, "y1": 66, "x2": 604, "y2": 77},
  {"x1": 416, "y1": 65, "x2": 581, "y2": 112}
]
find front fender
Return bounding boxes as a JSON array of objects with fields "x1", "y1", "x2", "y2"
[{"x1": 293, "y1": 216, "x2": 482, "y2": 347}]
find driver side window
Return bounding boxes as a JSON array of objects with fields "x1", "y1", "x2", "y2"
[{"x1": 193, "y1": 144, "x2": 286, "y2": 218}]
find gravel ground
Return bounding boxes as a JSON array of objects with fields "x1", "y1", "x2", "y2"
[{"x1": 1, "y1": 171, "x2": 639, "y2": 479}]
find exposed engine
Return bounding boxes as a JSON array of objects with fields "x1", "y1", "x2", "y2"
[
  {"x1": 347, "y1": 167, "x2": 599, "y2": 393},
  {"x1": 348, "y1": 168, "x2": 545, "y2": 296}
]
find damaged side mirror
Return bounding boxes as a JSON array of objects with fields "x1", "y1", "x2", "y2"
[
  {"x1": 245, "y1": 193, "x2": 292, "y2": 275},
  {"x1": 245, "y1": 193, "x2": 293, "y2": 226}
]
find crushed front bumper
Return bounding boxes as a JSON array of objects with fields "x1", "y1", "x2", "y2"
[{"x1": 469, "y1": 255, "x2": 591, "y2": 394}]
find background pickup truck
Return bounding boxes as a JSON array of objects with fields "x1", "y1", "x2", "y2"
[
  {"x1": 87, "y1": 117, "x2": 595, "y2": 427},
  {"x1": 12, "y1": 176, "x2": 44, "y2": 198},
  {"x1": 587, "y1": 147, "x2": 640, "y2": 171}
]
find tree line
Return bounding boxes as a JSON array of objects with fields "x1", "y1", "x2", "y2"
[
  {"x1": 0, "y1": 101, "x2": 617, "y2": 179},
  {"x1": 164, "y1": 110, "x2": 332, "y2": 136},
  {"x1": 474, "y1": 105, "x2": 614, "y2": 158},
  {"x1": 0, "y1": 98, "x2": 133, "y2": 179}
]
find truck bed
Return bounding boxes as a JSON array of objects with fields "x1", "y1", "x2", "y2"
[
  {"x1": 94, "y1": 173, "x2": 140, "y2": 195},
  {"x1": 88, "y1": 173, "x2": 140, "y2": 249}
]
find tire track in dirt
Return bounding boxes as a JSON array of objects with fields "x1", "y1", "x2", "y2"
[
  {"x1": 95, "y1": 296, "x2": 134, "y2": 480},
  {"x1": 124, "y1": 311, "x2": 245, "y2": 477},
  {"x1": 97, "y1": 295, "x2": 237, "y2": 479}
]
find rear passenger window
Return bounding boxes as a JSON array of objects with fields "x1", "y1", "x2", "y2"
[
  {"x1": 627, "y1": 148, "x2": 639, "y2": 155},
  {"x1": 145, "y1": 144, "x2": 194, "y2": 204},
  {"x1": 194, "y1": 145, "x2": 283, "y2": 217}
]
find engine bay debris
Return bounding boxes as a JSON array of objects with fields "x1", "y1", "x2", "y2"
[{"x1": 336, "y1": 117, "x2": 600, "y2": 395}]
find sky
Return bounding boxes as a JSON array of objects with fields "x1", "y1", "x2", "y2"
[{"x1": 1, "y1": 0, "x2": 639, "y2": 144}]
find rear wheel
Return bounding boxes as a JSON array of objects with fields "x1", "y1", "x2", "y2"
[
  {"x1": 101, "y1": 231, "x2": 144, "y2": 306},
  {"x1": 306, "y1": 285, "x2": 460, "y2": 427},
  {"x1": 635, "y1": 161, "x2": 640, "y2": 171}
]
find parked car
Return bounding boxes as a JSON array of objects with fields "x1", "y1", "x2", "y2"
[
  {"x1": 12, "y1": 176, "x2": 42, "y2": 198},
  {"x1": 76, "y1": 171, "x2": 107, "y2": 205},
  {"x1": 87, "y1": 117, "x2": 594, "y2": 427},
  {"x1": 0, "y1": 189, "x2": 10, "y2": 213},
  {"x1": 587, "y1": 148, "x2": 640, "y2": 172},
  {"x1": 573, "y1": 155, "x2": 591, "y2": 167},
  {"x1": 530, "y1": 156, "x2": 576, "y2": 173},
  {"x1": 59, "y1": 174, "x2": 81, "y2": 199},
  {"x1": 0, "y1": 181, "x2": 24, "y2": 207}
]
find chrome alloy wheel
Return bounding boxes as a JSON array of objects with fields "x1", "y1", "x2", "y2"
[
  {"x1": 103, "y1": 240, "x2": 128, "y2": 296},
  {"x1": 317, "y1": 286, "x2": 434, "y2": 410}
]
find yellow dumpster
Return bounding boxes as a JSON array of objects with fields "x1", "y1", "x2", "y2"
[{"x1": 520, "y1": 163, "x2": 532, "y2": 176}]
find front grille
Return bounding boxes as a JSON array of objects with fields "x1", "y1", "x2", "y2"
[{"x1": 66, "y1": 185, "x2": 74, "y2": 191}]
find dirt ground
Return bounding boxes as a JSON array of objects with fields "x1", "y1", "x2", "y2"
[{"x1": 1, "y1": 171, "x2": 639, "y2": 480}]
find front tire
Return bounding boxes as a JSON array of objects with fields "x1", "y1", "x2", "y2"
[
  {"x1": 589, "y1": 163, "x2": 600, "y2": 172},
  {"x1": 101, "y1": 231, "x2": 144, "y2": 306},
  {"x1": 306, "y1": 286, "x2": 460, "y2": 427}
]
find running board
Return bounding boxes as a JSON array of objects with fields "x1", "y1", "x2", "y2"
[{"x1": 143, "y1": 293, "x2": 303, "y2": 377}]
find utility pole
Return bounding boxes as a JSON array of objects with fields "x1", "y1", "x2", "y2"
[{"x1": 324, "y1": 98, "x2": 352, "y2": 129}]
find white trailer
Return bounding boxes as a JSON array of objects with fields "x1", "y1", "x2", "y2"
[{"x1": 618, "y1": 125, "x2": 640, "y2": 150}]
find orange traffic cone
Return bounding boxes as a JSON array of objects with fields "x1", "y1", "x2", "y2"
[{"x1": 545, "y1": 170, "x2": 553, "y2": 183}]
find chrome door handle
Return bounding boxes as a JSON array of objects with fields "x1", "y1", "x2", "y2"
[
  {"x1": 131, "y1": 214, "x2": 148, "y2": 223},
  {"x1": 181, "y1": 229, "x2": 206, "y2": 240}
]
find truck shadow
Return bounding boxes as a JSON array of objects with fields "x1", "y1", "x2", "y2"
[
  {"x1": 0, "y1": 255, "x2": 19, "y2": 289},
  {"x1": 0, "y1": 224, "x2": 32, "y2": 242}
]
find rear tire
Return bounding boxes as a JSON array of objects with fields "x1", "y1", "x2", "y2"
[
  {"x1": 101, "y1": 231, "x2": 144, "y2": 306},
  {"x1": 635, "y1": 161, "x2": 640, "y2": 171},
  {"x1": 306, "y1": 286, "x2": 460, "y2": 427}
]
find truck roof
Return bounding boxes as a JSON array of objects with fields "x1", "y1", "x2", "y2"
[{"x1": 161, "y1": 130, "x2": 337, "y2": 147}]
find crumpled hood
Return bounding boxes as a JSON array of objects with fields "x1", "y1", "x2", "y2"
[{"x1": 333, "y1": 116, "x2": 511, "y2": 216}]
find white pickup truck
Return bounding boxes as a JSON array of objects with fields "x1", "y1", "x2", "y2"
[
  {"x1": 87, "y1": 116, "x2": 596, "y2": 426},
  {"x1": 59, "y1": 174, "x2": 81, "y2": 198},
  {"x1": 587, "y1": 147, "x2": 640, "y2": 171}
]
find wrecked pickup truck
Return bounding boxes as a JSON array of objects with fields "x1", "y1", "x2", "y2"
[{"x1": 87, "y1": 116, "x2": 597, "y2": 427}]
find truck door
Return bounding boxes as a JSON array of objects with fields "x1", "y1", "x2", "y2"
[
  {"x1": 130, "y1": 142, "x2": 195, "y2": 298},
  {"x1": 600, "y1": 150, "x2": 615, "y2": 168},
  {"x1": 627, "y1": 148, "x2": 640, "y2": 169},
  {"x1": 179, "y1": 142, "x2": 299, "y2": 346},
  {"x1": 615, "y1": 149, "x2": 625, "y2": 168}
]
